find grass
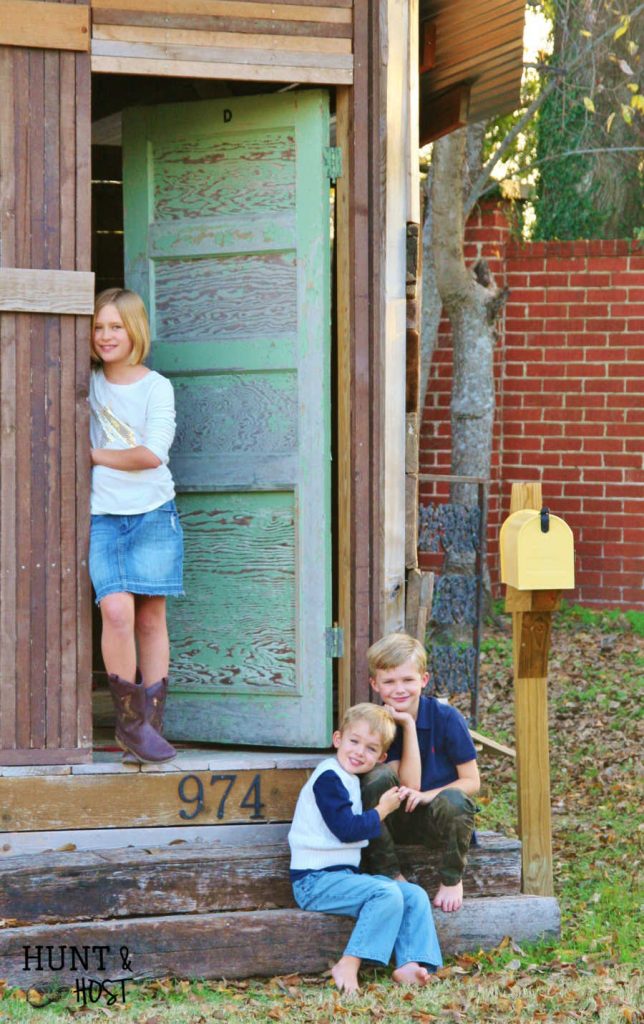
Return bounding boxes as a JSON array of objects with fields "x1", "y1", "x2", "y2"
[{"x1": 1, "y1": 604, "x2": 642, "y2": 1022}]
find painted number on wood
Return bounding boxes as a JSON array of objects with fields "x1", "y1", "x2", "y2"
[{"x1": 177, "y1": 772, "x2": 265, "y2": 821}]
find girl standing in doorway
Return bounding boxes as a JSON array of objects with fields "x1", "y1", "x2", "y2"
[{"x1": 89, "y1": 288, "x2": 183, "y2": 763}]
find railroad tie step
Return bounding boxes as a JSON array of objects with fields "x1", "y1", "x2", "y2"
[
  {"x1": 0, "y1": 899, "x2": 561, "y2": 987},
  {"x1": 0, "y1": 832, "x2": 521, "y2": 926}
]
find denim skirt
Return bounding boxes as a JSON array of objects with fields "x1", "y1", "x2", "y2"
[{"x1": 90, "y1": 499, "x2": 184, "y2": 604}]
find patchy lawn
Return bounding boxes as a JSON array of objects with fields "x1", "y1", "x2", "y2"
[{"x1": 1, "y1": 604, "x2": 642, "y2": 1022}]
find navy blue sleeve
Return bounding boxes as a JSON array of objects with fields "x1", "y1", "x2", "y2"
[
  {"x1": 313, "y1": 771, "x2": 381, "y2": 843},
  {"x1": 444, "y1": 706, "x2": 477, "y2": 765}
]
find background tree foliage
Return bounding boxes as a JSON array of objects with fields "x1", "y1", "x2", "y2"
[
  {"x1": 533, "y1": 0, "x2": 642, "y2": 239},
  {"x1": 421, "y1": 0, "x2": 643, "y2": 504}
]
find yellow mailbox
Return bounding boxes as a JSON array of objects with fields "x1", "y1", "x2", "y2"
[{"x1": 500, "y1": 507, "x2": 575, "y2": 591}]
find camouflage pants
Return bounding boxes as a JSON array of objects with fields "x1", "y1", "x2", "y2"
[{"x1": 360, "y1": 764, "x2": 478, "y2": 886}]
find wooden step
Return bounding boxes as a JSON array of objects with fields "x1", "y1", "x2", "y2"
[
  {"x1": 0, "y1": 752, "x2": 322, "y2": 832},
  {"x1": 0, "y1": 832, "x2": 521, "y2": 926},
  {"x1": 0, "y1": 899, "x2": 561, "y2": 987},
  {"x1": 0, "y1": 822, "x2": 291, "y2": 858}
]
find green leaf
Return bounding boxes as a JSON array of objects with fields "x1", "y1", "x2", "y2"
[
  {"x1": 630, "y1": 94, "x2": 644, "y2": 113},
  {"x1": 621, "y1": 103, "x2": 634, "y2": 124},
  {"x1": 606, "y1": 112, "x2": 615, "y2": 133},
  {"x1": 583, "y1": 96, "x2": 596, "y2": 113},
  {"x1": 614, "y1": 15, "x2": 630, "y2": 41}
]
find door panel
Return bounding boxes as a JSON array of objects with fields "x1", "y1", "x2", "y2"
[{"x1": 123, "y1": 92, "x2": 332, "y2": 746}]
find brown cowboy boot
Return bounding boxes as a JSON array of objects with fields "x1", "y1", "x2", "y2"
[
  {"x1": 146, "y1": 677, "x2": 170, "y2": 735},
  {"x1": 108, "y1": 673, "x2": 176, "y2": 763},
  {"x1": 122, "y1": 675, "x2": 176, "y2": 763}
]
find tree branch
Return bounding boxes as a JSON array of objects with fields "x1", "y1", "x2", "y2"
[
  {"x1": 474, "y1": 145, "x2": 644, "y2": 203},
  {"x1": 464, "y1": 0, "x2": 644, "y2": 216}
]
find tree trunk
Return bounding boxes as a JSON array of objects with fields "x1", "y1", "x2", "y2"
[
  {"x1": 431, "y1": 128, "x2": 501, "y2": 514},
  {"x1": 419, "y1": 166, "x2": 442, "y2": 416}
]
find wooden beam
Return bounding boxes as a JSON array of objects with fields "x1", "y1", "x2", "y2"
[
  {"x1": 0, "y1": 832, "x2": 521, "y2": 924},
  {"x1": 93, "y1": 13, "x2": 352, "y2": 39},
  {"x1": 419, "y1": 19, "x2": 436, "y2": 73},
  {"x1": 0, "y1": 898, "x2": 561, "y2": 985},
  {"x1": 0, "y1": 269, "x2": 95, "y2": 315},
  {"x1": 345, "y1": 0, "x2": 371, "y2": 704},
  {"x1": 90, "y1": 37, "x2": 353, "y2": 69},
  {"x1": 419, "y1": 82, "x2": 470, "y2": 145},
  {"x1": 91, "y1": 53, "x2": 353, "y2": 84},
  {"x1": 0, "y1": 767, "x2": 309, "y2": 831},
  {"x1": 506, "y1": 481, "x2": 555, "y2": 898},
  {"x1": 469, "y1": 729, "x2": 516, "y2": 760},
  {"x1": 335, "y1": 84, "x2": 352, "y2": 720},
  {"x1": 91, "y1": 0, "x2": 353, "y2": 24},
  {"x1": 92, "y1": 23, "x2": 352, "y2": 54},
  {"x1": 0, "y1": 749, "x2": 91, "y2": 767},
  {"x1": 0, "y1": 1, "x2": 90, "y2": 51}
]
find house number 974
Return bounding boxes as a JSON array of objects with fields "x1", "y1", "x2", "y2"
[{"x1": 177, "y1": 772, "x2": 265, "y2": 821}]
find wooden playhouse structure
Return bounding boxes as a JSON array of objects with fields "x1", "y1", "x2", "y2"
[{"x1": 0, "y1": 0, "x2": 559, "y2": 984}]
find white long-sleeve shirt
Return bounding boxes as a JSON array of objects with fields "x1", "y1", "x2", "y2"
[{"x1": 89, "y1": 368, "x2": 177, "y2": 515}]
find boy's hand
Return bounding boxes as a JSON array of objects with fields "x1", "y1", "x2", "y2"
[
  {"x1": 376, "y1": 786, "x2": 403, "y2": 820},
  {"x1": 397, "y1": 786, "x2": 438, "y2": 812},
  {"x1": 384, "y1": 705, "x2": 416, "y2": 728}
]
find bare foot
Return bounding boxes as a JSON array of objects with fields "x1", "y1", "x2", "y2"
[
  {"x1": 331, "y1": 955, "x2": 361, "y2": 994},
  {"x1": 433, "y1": 880, "x2": 463, "y2": 913},
  {"x1": 393, "y1": 962, "x2": 430, "y2": 986}
]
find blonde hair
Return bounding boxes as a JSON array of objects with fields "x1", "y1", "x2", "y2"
[
  {"x1": 338, "y1": 702, "x2": 396, "y2": 752},
  {"x1": 367, "y1": 632, "x2": 427, "y2": 677},
  {"x1": 92, "y1": 288, "x2": 151, "y2": 366}
]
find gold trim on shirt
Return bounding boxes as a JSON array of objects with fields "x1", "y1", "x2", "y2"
[{"x1": 94, "y1": 404, "x2": 137, "y2": 448}]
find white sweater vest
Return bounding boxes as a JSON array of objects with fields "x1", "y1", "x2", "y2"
[{"x1": 288, "y1": 757, "x2": 368, "y2": 871}]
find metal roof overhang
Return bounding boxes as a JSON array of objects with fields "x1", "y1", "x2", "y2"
[{"x1": 419, "y1": 0, "x2": 526, "y2": 143}]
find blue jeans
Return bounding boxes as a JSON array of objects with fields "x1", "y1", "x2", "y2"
[
  {"x1": 292, "y1": 870, "x2": 442, "y2": 969},
  {"x1": 90, "y1": 499, "x2": 184, "y2": 603}
]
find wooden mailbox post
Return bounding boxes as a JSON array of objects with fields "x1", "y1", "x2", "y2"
[{"x1": 501, "y1": 482, "x2": 575, "y2": 896}]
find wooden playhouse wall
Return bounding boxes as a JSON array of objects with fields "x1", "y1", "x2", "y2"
[{"x1": 0, "y1": 0, "x2": 93, "y2": 765}]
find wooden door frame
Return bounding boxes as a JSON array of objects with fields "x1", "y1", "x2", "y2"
[
  {"x1": 0, "y1": 0, "x2": 417, "y2": 760},
  {"x1": 89, "y1": 4, "x2": 411, "y2": 720},
  {"x1": 337, "y1": 0, "x2": 418, "y2": 711}
]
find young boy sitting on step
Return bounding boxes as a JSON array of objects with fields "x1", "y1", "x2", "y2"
[
  {"x1": 288, "y1": 703, "x2": 442, "y2": 994},
  {"x1": 361, "y1": 633, "x2": 480, "y2": 913}
]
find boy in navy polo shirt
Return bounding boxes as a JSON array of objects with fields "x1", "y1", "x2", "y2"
[{"x1": 361, "y1": 633, "x2": 480, "y2": 913}]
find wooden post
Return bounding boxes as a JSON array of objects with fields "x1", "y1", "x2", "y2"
[{"x1": 506, "y1": 482, "x2": 556, "y2": 896}]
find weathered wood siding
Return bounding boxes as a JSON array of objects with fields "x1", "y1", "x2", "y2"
[
  {"x1": 90, "y1": 0, "x2": 353, "y2": 83},
  {"x1": 0, "y1": 1, "x2": 93, "y2": 765}
]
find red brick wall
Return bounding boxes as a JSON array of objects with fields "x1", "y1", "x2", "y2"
[{"x1": 419, "y1": 203, "x2": 644, "y2": 609}]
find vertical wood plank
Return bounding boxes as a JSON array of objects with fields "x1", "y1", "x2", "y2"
[
  {"x1": 0, "y1": 48, "x2": 17, "y2": 750},
  {"x1": 335, "y1": 84, "x2": 351, "y2": 718},
  {"x1": 44, "y1": 48, "x2": 62, "y2": 747},
  {"x1": 348, "y1": 0, "x2": 371, "y2": 704},
  {"x1": 15, "y1": 314, "x2": 32, "y2": 749},
  {"x1": 13, "y1": 47, "x2": 32, "y2": 751},
  {"x1": 367, "y1": 0, "x2": 384, "y2": 644},
  {"x1": 74, "y1": 31, "x2": 93, "y2": 752},
  {"x1": 510, "y1": 481, "x2": 542, "y2": 515},
  {"x1": 29, "y1": 48, "x2": 48, "y2": 749},
  {"x1": 59, "y1": 49, "x2": 79, "y2": 750}
]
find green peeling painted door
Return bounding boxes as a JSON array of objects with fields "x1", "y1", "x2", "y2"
[{"x1": 122, "y1": 91, "x2": 332, "y2": 747}]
